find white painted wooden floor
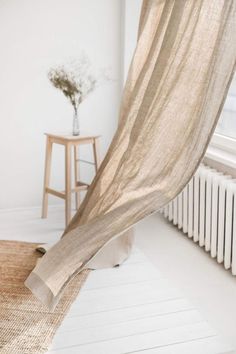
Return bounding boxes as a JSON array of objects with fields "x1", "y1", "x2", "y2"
[
  {"x1": 48, "y1": 250, "x2": 232, "y2": 353},
  {"x1": 0, "y1": 207, "x2": 234, "y2": 353}
]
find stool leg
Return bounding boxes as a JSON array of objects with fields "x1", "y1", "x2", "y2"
[
  {"x1": 74, "y1": 145, "x2": 80, "y2": 210},
  {"x1": 42, "y1": 137, "x2": 53, "y2": 218},
  {"x1": 93, "y1": 137, "x2": 100, "y2": 172},
  {"x1": 65, "y1": 143, "x2": 72, "y2": 227}
]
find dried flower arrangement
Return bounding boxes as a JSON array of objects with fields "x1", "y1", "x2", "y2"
[
  {"x1": 48, "y1": 56, "x2": 99, "y2": 135},
  {"x1": 48, "y1": 58, "x2": 97, "y2": 114}
]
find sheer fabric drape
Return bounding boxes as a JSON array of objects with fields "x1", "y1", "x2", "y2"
[{"x1": 26, "y1": 0, "x2": 236, "y2": 309}]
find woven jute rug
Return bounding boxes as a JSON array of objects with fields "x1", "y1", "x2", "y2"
[{"x1": 0, "y1": 240, "x2": 89, "y2": 354}]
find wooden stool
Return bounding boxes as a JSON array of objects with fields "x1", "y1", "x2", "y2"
[{"x1": 41, "y1": 133, "x2": 100, "y2": 226}]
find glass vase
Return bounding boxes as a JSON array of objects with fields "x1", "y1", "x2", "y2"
[{"x1": 73, "y1": 111, "x2": 80, "y2": 136}]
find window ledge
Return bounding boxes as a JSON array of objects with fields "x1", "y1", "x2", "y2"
[
  {"x1": 205, "y1": 145, "x2": 236, "y2": 170},
  {"x1": 204, "y1": 133, "x2": 236, "y2": 176}
]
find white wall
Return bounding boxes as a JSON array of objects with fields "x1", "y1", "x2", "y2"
[
  {"x1": 123, "y1": 0, "x2": 142, "y2": 81},
  {"x1": 0, "y1": 0, "x2": 122, "y2": 209}
]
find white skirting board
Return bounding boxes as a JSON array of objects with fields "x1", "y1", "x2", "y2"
[{"x1": 48, "y1": 250, "x2": 233, "y2": 354}]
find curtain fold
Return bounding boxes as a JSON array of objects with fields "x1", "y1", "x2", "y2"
[{"x1": 25, "y1": 0, "x2": 236, "y2": 309}]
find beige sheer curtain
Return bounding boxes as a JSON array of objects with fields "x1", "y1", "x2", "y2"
[{"x1": 26, "y1": 0, "x2": 236, "y2": 309}]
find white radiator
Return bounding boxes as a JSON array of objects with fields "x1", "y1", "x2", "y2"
[{"x1": 161, "y1": 164, "x2": 236, "y2": 275}]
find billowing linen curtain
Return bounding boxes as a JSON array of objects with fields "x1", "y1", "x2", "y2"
[{"x1": 26, "y1": 0, "x2": 236, "y2": 309}]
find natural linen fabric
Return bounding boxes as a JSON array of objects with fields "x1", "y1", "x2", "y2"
[{"x1": 25, "y1": 0, "x2": 236, "y2": 309}]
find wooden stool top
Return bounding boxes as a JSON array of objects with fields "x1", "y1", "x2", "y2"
[{"x1": 45, "y1": 133, "x2": 100, "y2": 145}]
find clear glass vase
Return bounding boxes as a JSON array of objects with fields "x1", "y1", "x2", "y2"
[{"x1": 73, "y1": 111, "x2": 80, "y2": 136}]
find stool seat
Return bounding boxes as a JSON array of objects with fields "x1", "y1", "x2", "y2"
[
  {"x1": 45, "y1": 132, "x2": 100, "y2": 143},
  {"x1": 41, "y1": 133, "x2": 100, "y2": 226}
]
